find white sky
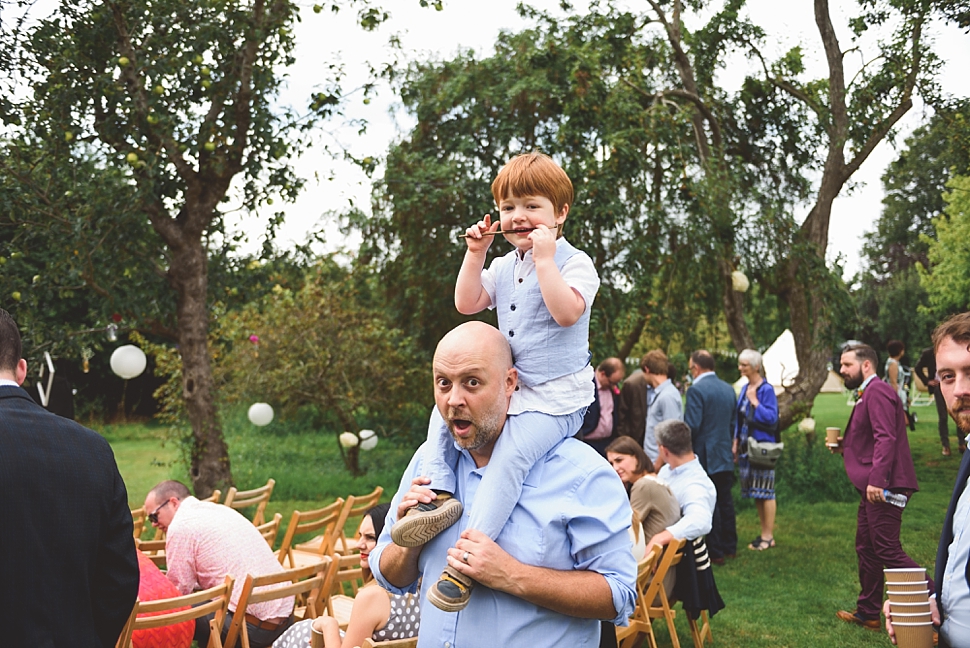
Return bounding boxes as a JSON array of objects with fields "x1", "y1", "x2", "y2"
[{"x1": 228, "y1": 0, "x2": 970, "y2": 276}]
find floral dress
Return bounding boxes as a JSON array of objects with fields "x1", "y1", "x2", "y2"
[{"x1": 735, "y1": 380, "x2": 779, "y2": 500}]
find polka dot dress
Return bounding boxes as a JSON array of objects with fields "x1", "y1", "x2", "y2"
[{"x1": 272, "y1": 590, "x2": 420, "y2": 648}]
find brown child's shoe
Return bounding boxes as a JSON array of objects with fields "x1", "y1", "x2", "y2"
[
  {"x1": 390, "y1": 493, "x2": 463, "y2": 547},
  {"x1": 427, "y1": 564, "x2": 474, "y2": 612}
]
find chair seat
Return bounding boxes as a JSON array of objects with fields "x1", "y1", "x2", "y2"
[
  {"x1": 294, "y1": 535, "x2": 325, "y2": 553},
  {"x1": 274, "y1": 548, "x2": 331, "y2": 569},
  {"x1": 331, "y1": 594, "x2": 354, "y2": 629}
]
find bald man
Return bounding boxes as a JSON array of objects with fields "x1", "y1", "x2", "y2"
[{"x1": 371, "y1": 322, "x2": 636, "y2": 648}]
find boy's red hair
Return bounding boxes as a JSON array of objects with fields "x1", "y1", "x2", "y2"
[{"x1": 491, "y1": 152, "x2": 574, "y2": 214}]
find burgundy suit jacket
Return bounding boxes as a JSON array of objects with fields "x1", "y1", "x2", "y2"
[{"x1": 843, "y1": 376, "x2": 919, "y2": 493}]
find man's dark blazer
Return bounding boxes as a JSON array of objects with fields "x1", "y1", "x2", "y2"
[
  {"x1": 615, "y1": 369, "x2": 648, "y2": 446},
  {"x1": 578, "y1": 379, "x2": 619, "y2": 440},
  {"x1": 0, "y1": 385, "x2": 139, "y2": 647},
  {"x1": 843, "y1": 376, "x2": 918, "y2": 493},
  {"x1": 683, "y1": 372, "x2": 736, "y2": 476},
  {"x1": 935, "y1": 445, "x2": 970, "y2": 620}
]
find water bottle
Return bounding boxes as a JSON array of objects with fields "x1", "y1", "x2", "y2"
[{"x1": 884, "y1": 490, "x2": 908, "y2": 508}]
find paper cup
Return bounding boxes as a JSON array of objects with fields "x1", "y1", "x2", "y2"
[
  {"x1": 825, "y1": 427, "x2": 840, "y2": 444},
  {"x1": 889, "y1": 601, "x2": 931, "y2": 615},
  {"x1": 891, "y1": 612, "x2": 932, "y2": 623},
  {"x1": 887, "y1": 590, "x2": 930, "y2": 603},
  {"x1": 885, "y1": 568, "x2": 928, "y2": 583},
  {"x1": 310, "y1": 626, "x2": 325, "y2": 648},
  {"x1": 893, "y1": 621, "x2": 934, "y2": 648},
  {"x1": 887, "y1": 581, "x2": 928, "y2": 592}
]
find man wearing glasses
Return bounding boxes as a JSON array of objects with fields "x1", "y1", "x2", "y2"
[
  {"x1": 144, "y1": 480, "x2": 294, "y2": 647},
  {"x1": 0, "y1": 308, "x2": 139, "y2": 646}
]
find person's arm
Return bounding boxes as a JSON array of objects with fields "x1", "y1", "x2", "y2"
[
  {"x1": 339, "y1": 586, "x2": 392, "y2": 648},
  {"x1": 888, "y1": 360, "x2": 900, "y2": 391},
  {"x1": 532, "y1": 229, "x2": 588, "y2": 327},
  {"x1": 454, "y1": 215, "x2": 500, "y2": 314},
  {"x1": 866, "y1": 385, "x2": 901, "y2": 501},
  {"x1": 913, "y1": 350, "x2": 933, "y2": 387},
  {"x1": 374, "y1": 476, "x2": 434, "y2": 589},
  {"x1": 664, "y1": 481, "x2": 715, "y2": 542},
  {"x1": 749, "y1": 382, "x2": 778, "y2": 426},
  {"x1": 683, "y1": 386, "x2": 702, "y2": 437}
]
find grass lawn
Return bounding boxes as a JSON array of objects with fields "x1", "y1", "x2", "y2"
[{"x1": 97, "y1": 393, "x2": 964, "y2": 647}]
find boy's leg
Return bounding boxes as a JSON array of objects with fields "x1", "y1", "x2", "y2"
[
  {"x1": 390, "y1": 407, "x2": 463, "y2": 547},
  {"x1": 428, "y1": 409, "x2": 583, "y2": 612}
]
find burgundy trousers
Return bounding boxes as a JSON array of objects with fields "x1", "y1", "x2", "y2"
[{"x1": 855, "y1": 495, "x2": 934, "y2": 618}]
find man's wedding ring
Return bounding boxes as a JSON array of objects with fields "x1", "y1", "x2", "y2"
[{"x1": 462, "y1": 551, "x2": 471, "y2": 563}]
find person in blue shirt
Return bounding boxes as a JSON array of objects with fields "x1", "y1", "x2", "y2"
[{"x1": 373, "y1": 322, "x2": 637, "y2": 648}]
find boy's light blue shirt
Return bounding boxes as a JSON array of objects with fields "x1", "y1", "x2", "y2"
[{"x1": 372, "y1": 437, "x2": 637, "y2": 648}]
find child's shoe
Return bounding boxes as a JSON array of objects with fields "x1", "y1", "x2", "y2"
[
  {"x1": 427, "y1": 564, "x2": 474, "y2": 612},
  {"x1": 390, "y1": 493, "x2": 463, "y2": 547}
]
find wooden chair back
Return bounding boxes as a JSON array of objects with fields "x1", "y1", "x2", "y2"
[
  {"x1": 224, "y1": 478, "x2": 276, "y2": 526},
  {"x1": 115, "y1": 575, "x2": 233, "y2": 648},
  {"x1": 256, "y1": 513, "x2": 283, "y2": 549},
  {"x1": 327, "y1": 552, "x2": 367, "y2": 624},
  {"x1": 224, "y1": 558, "x2": 335, "y2": 648},
  {"x1": 360, "y1": 638, "x2": 418, "y2": 648},
  {"x1": 200, "y1": 489, "x2": 223, "y2": 504},
  {"x1": 131, "y1": 507, "x2": 146, "y2": 540},
  {"x1": 276, "y1": 498, "x2": 345, "y2": 568},
  {"x1": 135, "y1": 538, "x2": 168, "y2": 569},
  {"x1": 616, "y1": 544, "x2": 663, "y2": 648},
  {"x1": 332, "y1": 486, "x2": 383, "y2": 555}
]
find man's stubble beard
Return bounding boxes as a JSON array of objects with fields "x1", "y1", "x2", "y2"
[
  {"x1": 948, "y1": 396, "x2": 970, "y2": 435},
  {"x1": 446, "y1": 392, "x2": 506, "y2": 452}
]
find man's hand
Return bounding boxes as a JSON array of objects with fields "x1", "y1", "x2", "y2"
[
  {"x1": 395, "y1": 476, "x2": 437, "y2": 524},
  {"x1": 883, "y1": 597, "x2": 940, "y2": 644},
  {"x1": 866, "y1": 484, "x2": 886, "y2": 503},
  {"x1": 464, "y1": 214, "x2": 499, "y2": 255},
  {"x1": 828, "y1": 437, "x2": 845, "y2": 455},
  {"x1": 446, "y1": 529, "x2": 519, "y2": 592},
  {"x1": 732, "y1": 438, "x2": 739, "y2": 463},
  {"x1": 528, "y1": 223, "x2": 558, "y2": 262},
  {"x1": 646, "y1": 530, "x2": 673, "y2": 556}
]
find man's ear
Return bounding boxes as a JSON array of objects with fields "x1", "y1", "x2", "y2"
[
  {"x1": 506, "y1": 367, "x2": 518, "y2": 396},
  {"x1": 14, "y1": 358, "x2": 27, "y2": 386}
]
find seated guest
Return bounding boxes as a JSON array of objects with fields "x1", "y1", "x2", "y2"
[
  {"x1": 273, "y1": 503, "x2": 421, "y2": 648},
  {"x1": 606, "y1": 436, "x2": 681, "y2": 594},
  {"x1": 646, "y1": 420, "x2": 716, "y2": 550},
  {"x1": 144, "y1": 480, "x2": 295, "y2": 648}
]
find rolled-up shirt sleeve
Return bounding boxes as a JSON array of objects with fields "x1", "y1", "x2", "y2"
[{"x1": 567, "y1": 463, "x2": 638, "y2": 625}]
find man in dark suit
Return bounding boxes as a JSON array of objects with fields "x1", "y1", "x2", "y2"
[
  {"x1": 578, "y1": 357, "x2": 624, "y2": 457},
  {"x1": 835, "y1": 343, "x2": 930, "y2": 630},
  {"x1": 683, "y1": 350, "x2": 738, "y2": 565},
  {"x1": 0, "y1": 309, "x2": 139, "y2": 647},
  {"x1": 615, "y1": 357, "x2": 649, "y2": 447}
]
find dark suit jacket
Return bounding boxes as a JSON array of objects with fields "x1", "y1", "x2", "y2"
[
  {"x1": 0, "y1": 385, "x2": 139, "y2": 647},
  {"x1": 684, "y1": 373, "x2": 736, "y2": 476},
  {"x1": 578, "y1": 379, "x2": 619, "y2": 440},
  {"x1": 914, "y1": 347, "x2": 938, "y2": 395},
  {"x1": 615, "y1": 370, "x2": 648, "y2": 446},
  {"x1": 935, "y1": 446, "x2": 970, "y2": 620},
  {"x1": 843, "y1": 377, "x2": 918, "y2": 493}
]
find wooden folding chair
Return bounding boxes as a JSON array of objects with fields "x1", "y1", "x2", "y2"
[
  {"x1": 135, "y1": 537, "x2": 168, "y2": 569},
  {"x1": 318, "y1": 486, "x2": 383, "y2": 556},
  {"x1": 131, "y1": 507, "x2": 146, "y2": 540},
  {"x1": 361, "y1": 638, "x2": 418, "y2": 648},
  {"x1": 200, "y1": 489, "x2": 223, "y2": 504},
  {"x1": 223, "y1": 558, "x2": 335, "y2": 648},
  {"x1": 687, "y1": 609, "x2": 713, "y2": 648},
  {"x1": 644, "y1": 538, "x2": 687, "y2": 648},
  {"x1": 224, "y1": 478, "x2": 276, "y2": 526},
  {"x1": 256, "y1": 513, "x2": 283, "y2": 549},
  {"x1": 115, "y1": 575, "x2": 234, "y2": 648},
  {"x1": 327, "y1": 553, "x2": 368, "y2": 628},
  {"x1": 275, "y1": 498, "x2": 345, "y2": 568},
  {"x1": 616, "y1": 544, "x2": 663, "y2": 648}
]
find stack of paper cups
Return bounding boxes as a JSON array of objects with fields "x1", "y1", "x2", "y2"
[{"x1": 885, "y1": 568, "x2": 932, "y2": 648}]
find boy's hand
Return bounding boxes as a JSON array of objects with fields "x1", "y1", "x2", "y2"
[
  {"x1": 464, "y1": 214, "x2": 499, "y2": 255},
  {"x1": 529, "y1": 224, "x2": 558, "y2": 262}
]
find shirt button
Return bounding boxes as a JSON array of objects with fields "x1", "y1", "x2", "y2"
[
  {"x1": 446, "y1": 643, "x2": 451, "y2": 648},
  {"x1": 510, "y1": 304, "x2": 516, "y2": 311},
  {"x1": 518, "y1": 278, "x2": 523, "y2": 283},
  {"x1": 509, "y1": 330, "x2": 514, "y2": 337}
]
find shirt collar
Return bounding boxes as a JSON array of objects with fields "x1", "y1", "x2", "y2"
[
  {"x1": 692, "y1": 371, "x2": 714, "y2": 384},
  {"x1": 0, "y1": 379, "x2": 19, "y2": 388},
  {"x1": 667, "y1": 456, "x2": 700, "y2": 476},
  {"x1": 858, "y1": 373, "x2": 878, "y2": 396}
]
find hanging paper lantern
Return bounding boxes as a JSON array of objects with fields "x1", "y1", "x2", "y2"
[
  {"x1": 132, "y1": 552, "x2": 193, "y2": 648},
  {"x1": 110, "y1": 345, "x2": 147, "y2": 379},
  {"x1": 731, "y1": 270, "x2": 750, "y2": 293},
  {"x1": 247, "y1": 402, "x2": 274, "y2": 426},
  {"x1": 359, "y1": 429, "x2": 378, "y2": 451},
  {"x1": 339, "y1": 432, "x2": 359, "y2": 448},
  {"x1": 798, "y1": 417, "x2": 816, "y2": 434}
]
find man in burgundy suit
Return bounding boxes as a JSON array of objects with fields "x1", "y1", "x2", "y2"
[{"x1": 835, "y1": 343, "x2": 932, "y2": 629}]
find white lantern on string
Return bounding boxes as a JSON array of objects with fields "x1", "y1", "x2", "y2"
[
  {"x1": 798, "y1": 417, "x2": 816, "y2": 434},
  {"x1": 731, "y1": 270, "x2": 750, "y2": 293},
  {"x1": 247, "y1": 402, "x2": 274, "y2": 426},
  {"x1": 110, "y1": 345, "x2": 147, "y2": 379},
  {"x1": 359, "y1": 429, "x2": 378, "y2": 451},
  {"x1": 339, "y1": 432, "x2": 359, "y2": 448}
]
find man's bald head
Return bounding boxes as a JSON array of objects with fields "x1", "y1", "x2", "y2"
[{"x1": 434, "y1": 321, "x2": 513, "y2": 374}]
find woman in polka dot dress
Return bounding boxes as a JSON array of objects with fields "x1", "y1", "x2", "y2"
[{"x1": 273, "y1": 503, "x2": 421, "y2": 648}]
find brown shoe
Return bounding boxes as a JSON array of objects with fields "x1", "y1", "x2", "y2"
[
  {"x1": 390, "y1": 494, "x2": 463, "y2": 547},
  {"x1": 836, "y1": 610, "x2": 880, "y2": 630},
  {"x1": 427, "y1": 564, "x2": 475, "y2": 612}
]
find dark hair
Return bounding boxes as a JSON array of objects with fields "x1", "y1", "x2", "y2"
[
  {"x1": 690, "y1": 350, "x2": 716, "y2": 372},
  {"x1": 933, "y1": 312, "x2": 970, "y2": 354},
  {"x1": 843, "y1": 343, "x2": 879, "y2": 369},
  {"x1": 0, "y1": 309, "x2": 22, "y2": 373},
  {"x1": 605, "y1": 436, "x2": 653, "y2": 474},
  {"x1": 366, "y1": 502, "x2": 392, "y2": 539},
  {"x1": 643, "y1": 349, "x2": 668, "y2": 376},
  {"x1": 597, "y1": 357, "x2": 624, "y2": 376},
  {"x1": 887, "y1": 340, "x2": 905, "y2": 357},
  {"x1": 655, "y1": 420, "x2": 693, "y2": 457},
  {"x1": 149, "y1": 480, "x2": 192, "y2": 503}
]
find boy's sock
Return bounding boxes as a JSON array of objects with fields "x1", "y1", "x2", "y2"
[
  {"x1": 390, "y1": 491, "x2": 463, "y2": 547},
  {"x1": 427, "y1": 564, "x2": 474, "y2": 612}
]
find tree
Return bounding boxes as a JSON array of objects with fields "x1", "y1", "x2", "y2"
[
  {"x1": 920, "y1": 174, "x2": 970, "y2": 315},
  {"x1": 0, "y1": 0, "x2": 401, "y2": 495}
]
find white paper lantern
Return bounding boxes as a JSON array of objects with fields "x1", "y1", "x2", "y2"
[
  {"x1": 339, "y1": 432, "x2": 359, "y2": 448},
  {"x1": 731, "y1": 270, "x2": 750, "y2": 293},
  {"x1": 359, "y1": 429, "x2": 378, "y2": 451},
  {"x1": 247, "y1": 402, "x2": 274, "y2": 426},
  {"x1": 110, "y1": 345, "x2": 147, "y2": 379},
  {"x1": 798, "y1": 417, "x2": 816, "y2": 433}
]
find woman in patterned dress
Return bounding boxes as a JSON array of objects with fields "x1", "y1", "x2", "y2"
[
  {"x1": 273, "y1": 503, "x2": 421, "y2": 648},
  {"x1": 733, "y1": 349, "x2": 779, "y2": 551}
]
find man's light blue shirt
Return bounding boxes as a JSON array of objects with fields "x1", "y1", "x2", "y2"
[
  {"x1": 371, "y1": 437, "x2": 637, "y2": 648},
  {"x1": 941, "y1": 466, "x2": 970, "y2": 648},
  {"x1": 658, "y1": 456, "x2": 716, "y2": 541},
  {"x1": 644, "y1": 379, "x2": 684, "y2": 462}
]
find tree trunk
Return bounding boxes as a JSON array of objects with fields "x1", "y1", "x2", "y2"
[
  {"x1": 170, "y1": 238, "x2": 233, "y2": 497},
  {"x1": 717, "y1": 258, "x2": 754, "y2": 352}
]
